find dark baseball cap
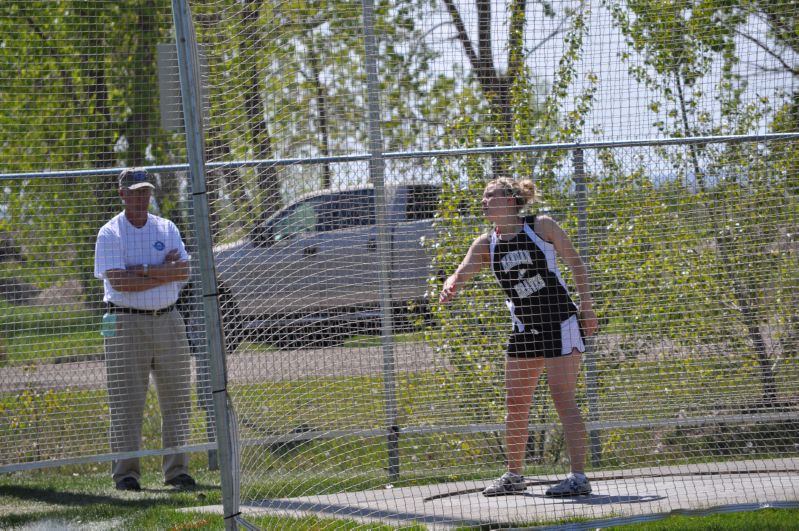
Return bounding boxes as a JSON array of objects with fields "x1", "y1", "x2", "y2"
[{"x1": 119, "y1": 168, "x2": 155, "y2": 190}]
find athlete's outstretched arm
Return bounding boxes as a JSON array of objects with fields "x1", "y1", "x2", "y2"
[
  {"x1": 535, "y1": 216, "x2": 598, "y2": 336},
  {"x1": 439, "y1": 234, "x2": 490, "y2": 304}
]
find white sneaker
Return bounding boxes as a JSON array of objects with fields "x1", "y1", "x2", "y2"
[
  {"x1": 545, "y1": 473, "x2": 592, "y2": 497},
  {"x1": 482, "y1": 472, "x2": 527, "y2": 497}
]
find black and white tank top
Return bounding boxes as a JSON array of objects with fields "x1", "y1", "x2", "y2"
[{"x1": 490, "y1": 215, "x2": 578, "y2": 332}]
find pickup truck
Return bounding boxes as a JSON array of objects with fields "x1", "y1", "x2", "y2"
[{"x1": 214, "y1": 184, "x2": 440, "y2": 348}]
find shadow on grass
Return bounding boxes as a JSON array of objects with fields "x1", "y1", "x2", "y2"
[
  {"x1": 0, "y1": 482, "x2": 218, "y2": 509},
  {"x1": 0, "y1": 482, "x2": 221, "y2": 528}
]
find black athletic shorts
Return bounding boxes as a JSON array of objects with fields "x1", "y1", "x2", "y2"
[{"x1": 507, "y1": 314, "x2": 585, "y2": 359}]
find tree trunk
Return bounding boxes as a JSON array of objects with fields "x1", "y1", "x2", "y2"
[
  {"x1": 127, "y1": 1, "x2": 158, "y2": 168},
  {"x1": 74, "y1": 2, "x2": 116, "y2": 311},
  {"x1": 716, "y1": 231, "x2": 777, "y2": 402},
  {"x1": 242, "y1": 0, "x2": 282, "y2": 228},
  {"x1": 308, "y1": 35, "x2": 332, "y2": 189},
  {"x1": 443, "y1": 0, "x2": 525, "y2": 177}
]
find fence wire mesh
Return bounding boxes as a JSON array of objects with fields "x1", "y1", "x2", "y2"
[{"x1": 0, "y1": 0, "x2": 798, "y2": 528}]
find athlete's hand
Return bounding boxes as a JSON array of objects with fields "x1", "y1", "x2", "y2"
[
  {"x1": 579, "y1": 299, "x2": 598, "y2": 337},
  {"x1": 439, "y1": 275, "x2": 458, "y2": 304}
]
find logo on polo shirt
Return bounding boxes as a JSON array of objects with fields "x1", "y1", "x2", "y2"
[{"x1": 154, "y1": 241, "x2": 165, "y2": 251}]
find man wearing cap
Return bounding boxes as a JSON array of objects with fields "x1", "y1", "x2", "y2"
[{"x1": 94, "y1": 167, "x2": 196, "y2": 491}]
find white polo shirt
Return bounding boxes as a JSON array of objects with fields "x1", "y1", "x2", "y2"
[{"x1": 94, "y1": 212, "x2": 190, "y2": 310}]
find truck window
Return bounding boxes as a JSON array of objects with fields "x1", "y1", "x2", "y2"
[
  {"x1": 272, "y1": 200, "x2": 319, "y2": 243},
  {"x1": 405, "y1": 185, "x2": 440, "y2": 221},
  {"x1": 316, "y1": 189, "x2": 375, "y2": 231}
]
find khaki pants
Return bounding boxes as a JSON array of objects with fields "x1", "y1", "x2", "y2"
[{"x1": 104, "y1": 309, "x2": 192, "y2": 483}]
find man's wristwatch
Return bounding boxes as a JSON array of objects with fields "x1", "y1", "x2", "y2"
[{"x1": 143, "y1": 264, "x2": 149, "y2": 277}]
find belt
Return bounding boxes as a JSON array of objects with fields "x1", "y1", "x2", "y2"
[{"x1": 107, "y1": 303, "x2": 176, "y2": 316}]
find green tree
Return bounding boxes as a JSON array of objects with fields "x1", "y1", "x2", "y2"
[
  {"x1": 734, "y1": 0, "x2": 798, "y2": 128},
  {"x1": 0, "y1": 1, "x2": 180, "y2": 307},
  {"x1": 604, "y1": 0, "x2": 796, "y2": 401}
]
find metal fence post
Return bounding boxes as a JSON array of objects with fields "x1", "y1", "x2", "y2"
[
  {"x1": 361, "y1": 0, "x2": 400, "y2": 482},
  {"x1": 171, "y1": 1, "x2": 242, "y2": 529},
  {"x1": 573, "y1": 147, "x2": 601, "y2": 467}
]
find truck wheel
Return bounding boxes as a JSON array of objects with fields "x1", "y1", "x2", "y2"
[
  {"x1": 312, "y1": 320, "x2": 345, "y2": 348},
  {"x1": 274, "y1": 320, "x2": 344, "y2": 349}
]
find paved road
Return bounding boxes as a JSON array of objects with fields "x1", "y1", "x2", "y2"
[
  {"x1": 0, "y1": 333, "x2": 652, "y2": 393},
  {"x1": 0, "y1": 342, "x2": 444, "y2": 393}
]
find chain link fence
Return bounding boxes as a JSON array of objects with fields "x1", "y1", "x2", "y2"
[{"x1": 1, "y1": 0, "x2": 797, "y2": 528}]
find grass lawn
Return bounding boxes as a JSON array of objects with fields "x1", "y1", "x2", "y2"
[{"x1": 606, "y1": 508, "x2": 799, "y2": 530}]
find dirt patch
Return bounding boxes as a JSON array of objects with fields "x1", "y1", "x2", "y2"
[{"x1": 34, "y1": 279, "x2": 86, "y2": 309}]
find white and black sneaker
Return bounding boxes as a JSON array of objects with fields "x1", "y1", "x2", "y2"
[
  {"x1": 482, "y1": 472, "x2": 527, "y2": 497},
  {"x1": 545, "y1": 473, "x2": 592, "y2": 497}
]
